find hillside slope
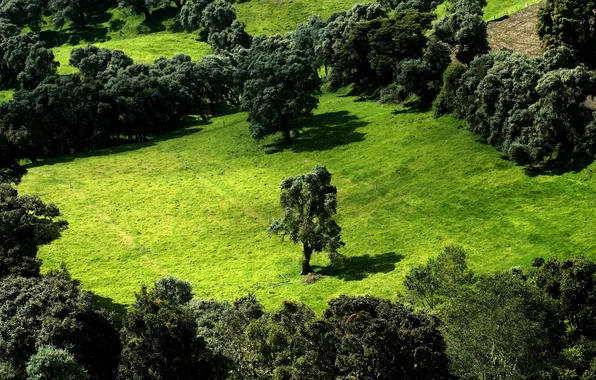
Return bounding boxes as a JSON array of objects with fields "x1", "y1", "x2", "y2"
[{"x1": 18, "y1": 92, "x2": 596, "y2": 311}]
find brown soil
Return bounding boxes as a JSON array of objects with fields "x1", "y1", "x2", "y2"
[{"x1": 487, "y1": 2, "x2": 544, "y2": 57}]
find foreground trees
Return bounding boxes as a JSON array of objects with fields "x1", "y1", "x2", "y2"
[
  {"x1": 240, "y1": 35, "x2": 321, "y2": 143},
  {"x1": 0, "y1": 184, "x2": 68, "y2": 278},
  {"x1": 269, "y1": 165, "x2": 344, "y2": 275}
]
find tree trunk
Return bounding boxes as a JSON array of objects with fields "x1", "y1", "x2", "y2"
[
  {"x1": 143, "y1": 7, "x2": 151, "y2": 20},
  {"x1": 281, "y1": 116, "x2": 291, "y2": 144},
  {"x1": 173, "y1": 0, "x2": 182, "y2": 9},
  {"x1": 301, "y1": 243, "x2": 313, "y2": 275}
]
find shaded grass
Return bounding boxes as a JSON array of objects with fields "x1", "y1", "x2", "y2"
[{"x1": 18, "y1": 92, "x2": 596, "y2": 313}]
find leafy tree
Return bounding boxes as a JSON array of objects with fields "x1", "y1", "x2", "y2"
[
  {"x1": 0, "y1": 33, "x2": 37, "y2": 87},
  {"x1": 189, "y1": 294, "x2": 264, "y2": 378},
  {"x1": 153, "y1": 275, "x2": 193, "y2": 304},
  {"x1": 330, "y1": 8, "x2": 433, "y2": 91},
  {"x1": 179, "y1": 0, "x2": 212, "y2": 30},
  {"x1": 240, "y1": 35, "x2": 321, "y2": 143},
  {"x1": 118, "y1": 277, "x2": 210, "y2": 380},
  {"x1": 433, "y1": 61, "x2": 467, "y2": 117},
  {"x1": 48, "y1": 0, "x2": 95, "y2": 29},
  {"x1": 323, "y1": 295, "x2": 451, "y2": 379},
  {"x1": 0, "y1": 123, "x2": 27, "y2": 184},
  {"x1": 69, "y1": 46, "x2": 133, "y2": 77},
  {"x1": 403, "y1": 245, "x2": 474, "y2": 309},
  {"x1": 393, "y1": 36, "x2": 451, "y2": 103},
  {"x1": 17, "y1": 41, "x2": 59, "y2": 90},
  {"x1": 241, "y1": 301, "x2": 337, "y2": 379},
  {"x1": 537, "y1": 0, "x2": 596, "y2": 69},
  {"x1": 512, "y1": 67, "x2": 596, "y2": 165},
  {"x1": 433, "y1": 0, "x2": 489, "y2": 64},
  {"x1": 442, "y1": 271, "x2": 563, "y2": 379},
  {"x1": 0, "y1": 270, "x2": 121, "y2": 379},
  {"x1": 200, "y1": 0, "x2": 236, "y2": 38},
  {"x1": 269, "y1": 165, "x2": 343, "y2": 275},
  {"x1": 0, "y1": 0, "x2": 45, "y2": 32},
  {"x1": 378, "y1": 0, "x2": 441, "y2": 12},
  {"x1": 293, "y1": 14, "x2": 326, "y2": 72},
  {"x1": 26, "y1": 345, "x2": 89, "y2": 380},
  {"x1": 0, "y1": 184, "x2": 68, "y2": 277},
  {"x1": 207, "y1": 19, "x2": 251, "y2": 53}
]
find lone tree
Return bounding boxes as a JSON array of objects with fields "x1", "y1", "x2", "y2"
[
  {"x1": 269, "y1": 165, "x2": 344, "y2": 275},
  {"x1": 241, "y1": 35, "x2": 322, "y2": 144}
]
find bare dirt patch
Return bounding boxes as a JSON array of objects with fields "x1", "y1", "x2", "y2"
[{"x1": 487, "y1": 2, "x2": 544, "y2": 57}]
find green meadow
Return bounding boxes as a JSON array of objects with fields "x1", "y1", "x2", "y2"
[{"x1": 18, "y1": 91, "x2": 596, "y2": 312}]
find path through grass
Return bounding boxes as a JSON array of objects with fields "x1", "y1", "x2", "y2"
[{"x1": 18, "y1": 92, "x2": 596, "y2": 312}]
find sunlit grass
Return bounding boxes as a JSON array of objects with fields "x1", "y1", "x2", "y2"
[
  {"x1": 18, "y1": 91, "x2": 596, "y2": 313},
  {"x1": 0, "y1": 89, "x2": 14, "y2": 102}
]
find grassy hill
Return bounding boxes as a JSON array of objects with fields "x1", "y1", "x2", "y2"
[
  {"x1": 18, "y1": 91, "x2": 596, "y2": 312},
  {"x1": 44, "y1": 0, "x2": 542, "y2": 74}
]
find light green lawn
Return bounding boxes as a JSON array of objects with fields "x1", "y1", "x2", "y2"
[
  {"x1": 18, "y1": 92, "x2": 596, "y2": 312},
  {"x1": 0, "y1": 89, "x2": 14, "y2": 102}
]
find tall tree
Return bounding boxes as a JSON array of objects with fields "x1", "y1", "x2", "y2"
[
  {"x1": 0, "y1": 0, "x2": 45, "y2": 32},
  {"x1": 0, "y1": 184, "x2": 68, "y2": 278},
  {"x1": 269, "y1": 165, "x2": 344, "y2": 275},
  {"x1": 241, "y1": 35, "x2": 321, "y2": 143},
  {"x1": 48, "y1": 0, "x2": 95, "y2": 29},
  {"x1": 537, "y1": 0, "x2": 596, "y2": 69}
]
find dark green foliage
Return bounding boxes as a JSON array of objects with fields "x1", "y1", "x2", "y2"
[
  {"x1": 118, "y1": 278, "x2": 209, "y2": 380},
  {"x1": 17, "y1": 41, "x2": 60, "y2": 90},
  {"x1": 0, "y1": 122, "x2": 27, "y2": 184},
  {"x1": 201, "y1": 0, "x2": 235, "y2": 36},
  {"x1": 179, "y1": 0, "x2": 213, "y2": 30},
  {"x1": 242, "y1": 301, "x2": 337, "y2": 379},
  {"x1": 153, "y1": 275, "x2": 193, "y2": 304},
  {"x1": 49, "y1": 0, "x2": 95, "y2": 29},
  {"x1": 0, "y1": 270, "x2": 121, "y2": 379},
  {"x1": 69, "y1": 46, "x2": 134, "y2": 76},
  {"x1": 442, "y1": 271, "x2": 563, "y2": 379},
  {"x1": 537, "y1": 0, "x2": 596, "y2": 69},
  {"x1": 433, "y1": 0, "x2": 489, "y2": 64},
  {"x1": 293, "y1": 15, "x2": 326, "y2": 72},
  {"x1": 393, "y1": 36, "x2": 451, "y2": 103},
  {"x1": 403, "y1": 245, "x2": 475, "y2": 309},
  {"x1": 0, "y1": 0, "x2": 44, "y2": 32},
  {"x1": 189, "y1": 294, "x2": 264, "y2": 378},
  {"x1": 433, "y1": 61, "x2": 467, "y2": 117},
  {"x1": 535, "y1": 258, "x2": 596, "y2": 341},
  {"x1": 0, "y1": 184, "x2": 67, "y2": 278},
  {"x1": 378, "y1": 0, "x2": 441, "y2": 12},
  {"x1": 315, "y1": 4, "x2": 387, "y2": 78},
  {"x1": 0, "y1": 33, "x2": 37, "y2": 87},
  {"x1": 269, "y1": 165, "x2": 343, "y2": 275},
  {"x1": 118, "y1": 0, "x2": 166, "y2": 19},
  {"x1": 207, "y1": 19, "x2": 251, "y2": 53},
  {"x1": 323, "y1": 295, "x2": 451, "y2": 379},
  {"x1": 329, "y1": 9, "x2": 432, "y2": 91},
  {"x1": 26, "y1": 345, "x2": 89, "y2": 380},
  {"x1": 240, "y1": 35, "x2": 321, "y2": 143}
]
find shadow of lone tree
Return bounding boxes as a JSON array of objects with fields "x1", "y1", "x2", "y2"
[{"x1": 314, "y1": 252, "x2": 404, "y2": 281}]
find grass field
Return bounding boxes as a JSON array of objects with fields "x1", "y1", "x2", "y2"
[
  {"x1": 43, "y1": 0, "x2": 543, "y2": 74},
  {"x1": 0, "y1": 89, "x2": 14, "y2": 102},
  {"x1": 18, "y1": 92, "x2": 596, "y2": 312}
]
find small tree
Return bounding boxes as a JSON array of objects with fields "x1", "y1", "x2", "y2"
[
  {"x1": 269, "y1": 165, "x2": 344, "y2": 275},
  {"x1": 26, "y1": 346, "x2": 89, "y2": 380}
]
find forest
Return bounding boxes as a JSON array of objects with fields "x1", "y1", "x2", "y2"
[{"x1": 1, "y1": 0, "x2": 596, "y2": 378}]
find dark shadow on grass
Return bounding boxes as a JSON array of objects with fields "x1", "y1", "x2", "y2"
[
  {"x1": 391, "y1": 100, "x2": 432, "y2": 115},
  {"x1": 24, "y1": 116, "x2": 210, "y2": 169},
  {"x1": 263, "y1": 111, "x2": 367, "y2": 154},
  {"x1": 312, "y1": 252, "x2": 404, "y2": 281},
  {"x1": 93, "y1": 294, "x2": 127, "y2": 327},
  {"x1": 137, "y1": 6, "x2": 179, "y2": 34},
  {"x1": 523, "y1": 152, "x2": 596, "y2": 177}
]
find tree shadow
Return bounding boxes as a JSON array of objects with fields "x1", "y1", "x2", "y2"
[
  {"x1": 263, "y1": 111, "x2": 367, "y2": 154},
  {"x1": 137, "y1": 6, "x2": 179, "y2": 34},
  {"x1": 93, "y1": 294, "x2": 127, "y2": 327},
  {"x1": 523, "y1": 152, "x2": 596, "y2": 177},
  {"x1": 24, "y1": 117, "x2": 210, "y2": 169},
  {"x1": 391, "y1": 100, "x2": 432, "y2": 115},
  {"x1": 312, "y1": 252, "x2": 404, "y2": 281}
]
